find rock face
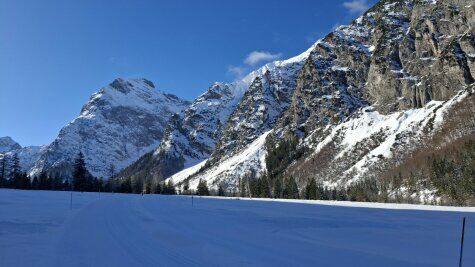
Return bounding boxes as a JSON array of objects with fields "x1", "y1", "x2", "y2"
[
  {"x1": 117, "y1": 82, "x2": 244, "y2": 180},
  {"x1": 365, "y1": 0, "x2": 475, "y2": 113},
  {"x1": 0, "y1": 137, "x2": 21, "y2": 153},
  {"x1": 0, "y1": 137, "x2": 47, "y2": 173},
  {"x1": 210, "y1": 57, "x2": 305, "y2": 162},
  {"x1": 117, "y1": 45, "x2": 311, "y2": 181},
  {"x1": 29, "y1": 78, "x2": 190, "y2": 178},
  {"x1": 160, "y1": 0, "x2": 474, "y2": 193}
]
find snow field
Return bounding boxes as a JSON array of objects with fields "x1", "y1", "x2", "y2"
[{"x1": 0, "y1": 189, "x2": 474, "y2": 267}]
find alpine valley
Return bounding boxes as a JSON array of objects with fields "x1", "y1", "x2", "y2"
[{"x1": 2, "y1": 0, "x2": 474, "y2": 206}]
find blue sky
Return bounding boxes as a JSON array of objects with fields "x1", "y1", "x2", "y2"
[{"x1": 0, "y1": 0, "x2": 377, "y2": 146}]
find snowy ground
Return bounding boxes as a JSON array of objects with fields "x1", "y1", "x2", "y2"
[{"x1": 0, "y1": 189, "x2": 474, "y2": 267}]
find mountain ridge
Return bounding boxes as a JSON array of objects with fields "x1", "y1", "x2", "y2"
[{"x1": 2, "y1": 78, "x2": 190, "y2": 179}]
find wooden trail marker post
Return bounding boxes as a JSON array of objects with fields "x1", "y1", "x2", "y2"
[{"x1": 459, "y1": 217, "x2": 466, "y2": 267}]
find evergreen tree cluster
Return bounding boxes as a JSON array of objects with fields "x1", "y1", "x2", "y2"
[
  {"x1": 197, "y1": 179, "x2": 210, "y2": 196},
  {"x1": 71, "y1": 152, "x2": 104, "y2": 192},
  {"x1": 110, "y1": 175, "x2": 177, "y2": 195},
  {"x1": 0, "y1": 153, "x2": 71, "y2": 191},
  {"x1": 0, "y1": 151, "x2": 180, "y2": 196},
  {"x1": 265, "y1": 137, "x2": 303, "y2": 180},
  {"x1": 236, "y1": 173, "x2": 300, "y2": 199}
]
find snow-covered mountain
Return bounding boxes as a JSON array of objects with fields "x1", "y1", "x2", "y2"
[
  {"x1": 28, "y1": 78, "x2": 190, "y2": 178},
  {"x1": 0, "y1": 137, "x2": 21, "y2": 153},
  {"x1": 159, "y1": 0, "x2": 475, "y2": 203},
  {"x1": 0, "y1": 137, "x2": 47, "y2": 172},
  {"x1": 117, "y1": 49, "x2": 311, "y2": 181}
]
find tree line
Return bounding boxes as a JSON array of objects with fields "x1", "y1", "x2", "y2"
[
  {"x1": 0, "y1": 152, "x2": 181, "y2": 195},
  {"x1": 3, "y1": 137, "x2": 471, "y2": 206},
  {"x1": 0, "y1": 149, "x2": 386, "y2": 202}
]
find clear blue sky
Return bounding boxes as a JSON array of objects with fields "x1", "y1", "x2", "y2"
[{"x1": 0, "y1": 0, "x2": 377, "y2": 146}]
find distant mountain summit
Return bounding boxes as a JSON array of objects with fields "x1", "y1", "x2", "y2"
[
  {"x1": 27, "y1": 78, "x2": 190, "y2": 178},
  {"x1": 0, "y1": 137, "x2": 21, "y2": 153}
]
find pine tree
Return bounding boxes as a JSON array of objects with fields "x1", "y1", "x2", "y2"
[
  {"x1": 160, "y1": 180, "x2": 176, "y2": 195},
  {"x1": 119, "y1": 177, "x2": 132, "y2": 193},
  {"x1": 283, "y1": 176, "x2": 299, "y2": 199},
  {"x1": 182, "y1": 180, "x2": 190, "y2": 194},
  {"x1": 108, "y1": 164, "x2": 115, "y2": 180},
  {"x1": 18, "y1": 172, "x2": 30, "y2": 189},
  {"x1": 166, "y1": 180, "x2": 176, "y2": 195},
  {"x1": 45, "y1": 174, "x2": 53, "y2": 190},
  {"x1": 239, "y1": 178, "x2": 247, "y2": 197},
  {"x1": 305, "y1": 178, "x2": 317, "y2": 200},
  {"x1": 8, "y1": 154, "x2": 23, "y2": 189},
  {"x1": 273, "y1": 178, "x2": 283, "y2": 199},
  {"x1": 261, "y1": 175, "x2": 271, "y2": 198},
  {"x1": 73, "y1": 152, "x2": 87, "y2": 191},
  {"x1": 0, "y1": 155, "x2": 7, "y2": 188},
  {"x1": 143, "y1": 179, "x2": 151, "y2": 194},
  {"x1": 217, "y1": 183, "x2": 225, "y2": 196},
  {"x1": 131, "y1": 176, "x2": 143, "y2": 194},
  {"x1": 151, "y1": 178, "x2": 161, "y2": 194},
  {"x1": 32, "y1": 176, "x2": 39, "y2": 190},
  {"x1": 11, "y1": 153, "x2": 20, "y2": 182},
  {"x1": 197, "y1": 179, "x2": 210, "y2": 196},
  {"x1": 38, "y1": 171, "x2": 48, "y2": 190},
  {"x1": 316, "y1": 183, "x2": 326, "y2": 200},
  {"x1": 51, "y1": 174, "x2": 63, "y2": 190},
  {"x1": 63, "y1": 179, "x2": 71, "y2": 191}
]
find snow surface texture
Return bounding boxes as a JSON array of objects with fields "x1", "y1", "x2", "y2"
[
  {"x1": 28, "y1": 78, "x2": 189, "y2": 178},
  {"x1": 0, "y1": 189, "x2": 473, "y2": 267}
]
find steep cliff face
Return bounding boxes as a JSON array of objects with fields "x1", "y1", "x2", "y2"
[
  {"x1": 29, "y1": 78, "x2": 189, "y2": 178},
  {"x1": 165, "y1": 0, "x2": 474, "y2": 196},
  {"x1": 276, "y1": 16, "x2": 373, "y2": 139},
  {"x1": 268, "y1": 0, "x2": 475, "y2": 196},
  {"x1": 366, "y1": 0, "x2": 475, "y2": 112},
  {"x1": 210, "y1": 55, "x2": 307, "y2": 163},
  {"x1": 117, "y1": 82, "x2": 244, "y2": 180},
  {"x1": 118, "y1": 47, "x2": 311, "y2": 181}
]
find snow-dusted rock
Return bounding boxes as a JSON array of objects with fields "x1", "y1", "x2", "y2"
[
  {"x1": 29, "y1": 78, "x2": 190, "y2": 178},
  {"x1": 165, "y1": 0, "x2": 475, "y2": 192},
  {"x1": 0, "y1": 137, "x2": 21, "y2": 153}
]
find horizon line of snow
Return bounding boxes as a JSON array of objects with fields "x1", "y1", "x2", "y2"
[{"x1": 175, "y1": 195, "x2": 475, "y2": 213}]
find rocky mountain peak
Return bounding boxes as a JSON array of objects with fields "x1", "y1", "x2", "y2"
[
  {"x1": 29, "y1": 78, "x2": 190, "y2": 178},
  {"x1": 0, "y1": 136, "x2": 22, "y2": 154}
]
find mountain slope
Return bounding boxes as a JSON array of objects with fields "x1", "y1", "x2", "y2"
[
  {"x1": 117, "y1": 82, "x2": 245, "y2": 181},
  {"x1": 0, "y1": 137, "x2": 48, "y2": 173},
  {"x1": 0, "y1": 137, "x2": 21, "y2": 153},
  {"x1": 118, "y1": 48, "x2": 311, "y2": 181},
  {"x1": 165, "y1": 0, "x2": 474, "y2": 205},
  {"x1": 29, "y1": 78, "x2": 190, "y2": 178}
]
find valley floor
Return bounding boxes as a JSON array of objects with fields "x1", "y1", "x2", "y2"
[{"x1": 0, "y1": 189, "x2": 474, "y2": 267}]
